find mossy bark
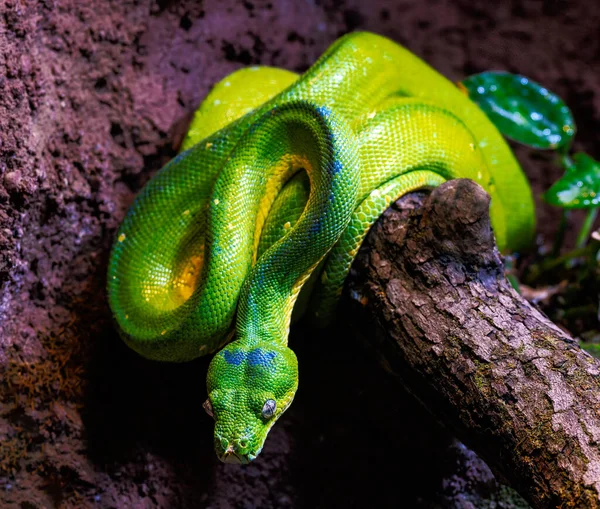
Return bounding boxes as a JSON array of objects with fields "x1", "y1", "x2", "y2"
[{"x1": 345, "y1": 179, "x2": 600, "y2": 508}]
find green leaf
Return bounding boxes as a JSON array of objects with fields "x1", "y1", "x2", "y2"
[
  {"x1": 506, "y1": 274, "x2": 521, "y2": 293},
  {"x1": 460, "y1": 71, "x2": 576, "y2": 149},
  {"x1": 544, "y1": 153, "x2": 600, "y2": 209},
  {"x1": 581, "y1": 342, "x2": 600, "y2": 359}
]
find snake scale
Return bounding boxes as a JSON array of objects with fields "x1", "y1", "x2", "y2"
[{"x1": 108, "y1": 32, "x2": 535, "y2": 464}]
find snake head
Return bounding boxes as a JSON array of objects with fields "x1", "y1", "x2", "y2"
[{"x1": 205, "y1": 340, "x2": 298, "y2": 464}]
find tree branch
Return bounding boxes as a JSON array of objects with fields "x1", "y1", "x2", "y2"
[{"x1": 344, "y1": 179, "x2": 600, "y2": 509}]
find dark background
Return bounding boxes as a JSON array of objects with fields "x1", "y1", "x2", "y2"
[{"x1": 0, "y1": 0, "x2": 598, "y2": 507}]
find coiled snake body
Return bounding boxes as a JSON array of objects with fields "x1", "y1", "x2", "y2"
[{"x1": 108, "y1": 32, "x2": 534, "y2": 463}]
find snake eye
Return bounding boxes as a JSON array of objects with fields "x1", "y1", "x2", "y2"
[
  {"x1": 203, "y1": 398, "x2": 214, "y2": 418},
  {"x1": 261, "y1": 399, "x2": 277, "y2": 419}
]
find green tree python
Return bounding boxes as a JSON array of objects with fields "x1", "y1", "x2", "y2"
[{"x1": 108, "y1": 32, "x2": 535, "y2": 464}]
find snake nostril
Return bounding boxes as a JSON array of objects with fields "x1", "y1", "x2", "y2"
[{"x1": 238, "y1": 439, "x2": 248, "y2": 449}]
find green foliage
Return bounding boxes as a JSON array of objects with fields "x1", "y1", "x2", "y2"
[
  {"x1": 581, "y1": 343, "x2": 600, "y2": 358},
  {"x1": 543, "y1": 153, "x2": 600, "y2": 209},
  {"x1": 461, "y1": 70, "x2": 599, "y2": 251},
  {"x1": 462, "y1": 70, "x2": 599, "y2": 351},
  {"x1": 461, "y1": 71, "x2": 575, "y2": 150}
]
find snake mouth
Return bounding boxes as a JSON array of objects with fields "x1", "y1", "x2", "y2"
[{"x1": 219, "y1": 450, "x2": 256, "y2": 465}]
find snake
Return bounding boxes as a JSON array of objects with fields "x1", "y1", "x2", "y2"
[{"x1": 107, "y1": 32, "x2": 535, "y2": 464}]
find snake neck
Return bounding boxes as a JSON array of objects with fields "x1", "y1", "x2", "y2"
[{"x1": 231, "y1": 103, "x2": 359, "y2": 347}]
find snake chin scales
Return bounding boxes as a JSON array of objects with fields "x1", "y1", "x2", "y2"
[
  {"x1": 206, "y1": 341, "x2": 298, "y2": 464},
  {"x1": 107, "y1": 31, "x2": 535, "y2": 464}
]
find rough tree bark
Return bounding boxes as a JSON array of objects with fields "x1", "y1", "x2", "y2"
[{"x1": 344, "y1": 179, "x2": 600, "y2": 509}]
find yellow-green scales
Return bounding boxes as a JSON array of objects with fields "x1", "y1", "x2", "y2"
[{"x1": 107, "y1": 32, "x2": 535, "y2": 463}]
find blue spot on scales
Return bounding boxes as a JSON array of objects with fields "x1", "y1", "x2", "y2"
[
  {"x1": 171, "y1": 152, "x2": 188, "y2": 164},
  {"x1": 222, "y1": 348, "x2": 277, "y2": 367},
  {"x1": 316, "y1": 105, "x2": 332, "y2": 118},
  {"x1": 332, "y1": 160, "x2": 343, "y2": 174},
  {"x1": 309, "y1": 217, "x2": 323, "y2": 236},
  {"x1": 223, "y1": 349, "x2": 245, "y2": 366},
  {"x1": 247, "y1": 348, "x2": 277, "y2": 367}
]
